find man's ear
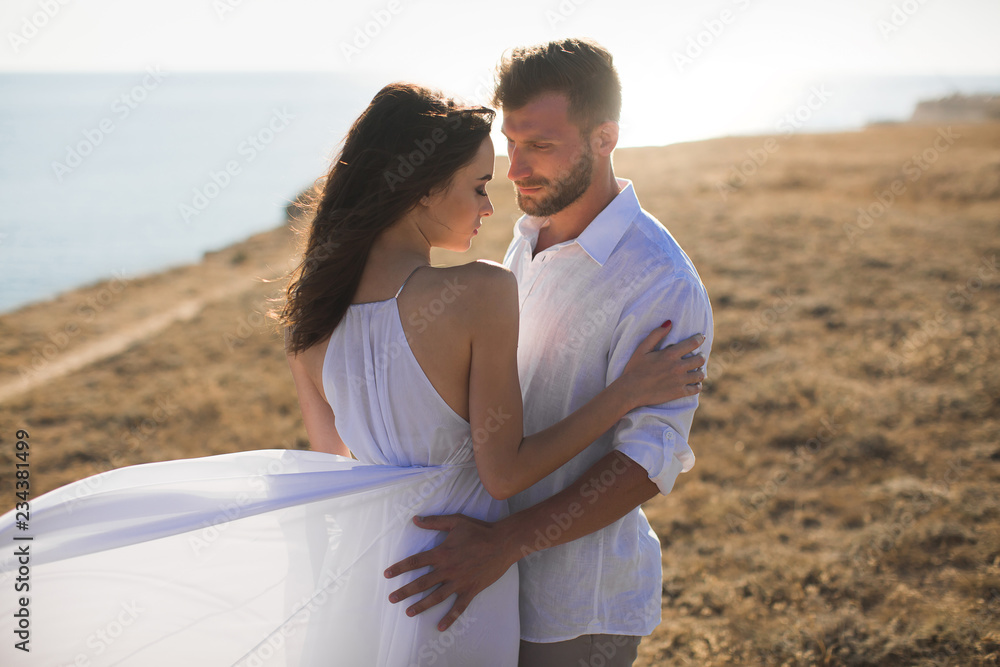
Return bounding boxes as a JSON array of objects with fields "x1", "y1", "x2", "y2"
[{"x1": 593, "y1": 120, "x2": 619, "y2": 157}]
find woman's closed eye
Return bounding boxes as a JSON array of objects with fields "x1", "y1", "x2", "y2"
[{"x1": 476, "y1": 186, "x2": 488, "y2": 197}]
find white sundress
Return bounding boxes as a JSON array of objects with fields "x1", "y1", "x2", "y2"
[{"x1": 0, "y1": 272, "x2": 520, "y2": 666}]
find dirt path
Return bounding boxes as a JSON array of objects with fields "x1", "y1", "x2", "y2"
[{"x1": 0, "y1": 277, "x2": 254, "y2": 404}]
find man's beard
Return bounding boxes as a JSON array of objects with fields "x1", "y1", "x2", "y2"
[{"x1": 515, "y1": 144, "x2": 594, "y2": 217}]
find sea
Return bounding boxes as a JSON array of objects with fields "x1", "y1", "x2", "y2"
[{"x1": 1, "y1": 71, "x2": 998, "y2": 315}]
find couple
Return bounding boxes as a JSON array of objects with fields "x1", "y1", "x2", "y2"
[{"x1": 0, "y1": 38, "x2": 712, "y2": 667}]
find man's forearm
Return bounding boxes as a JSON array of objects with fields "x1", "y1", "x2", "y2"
[{"x1": 498, "y1": 450, "x2": 659, "y2": 561}]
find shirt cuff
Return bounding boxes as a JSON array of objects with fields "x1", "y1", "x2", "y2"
[{"x1": 615, "y1": 429, "x2": 691, "y2": 495}]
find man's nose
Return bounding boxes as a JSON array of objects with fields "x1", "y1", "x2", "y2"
[{"x1": 507, "y1": 146, "x2": 531, "y2": 182}]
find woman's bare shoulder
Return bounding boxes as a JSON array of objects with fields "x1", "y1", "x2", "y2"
[
  {"x1": 403, "y1": 262, "x2": 515, "y2": 332},
  {"x1": 405, "y1": 261, "x2": 514, "y2": 303},
  {"x1": 437, "y1": 260, "x2": 516, "y2": 296}
]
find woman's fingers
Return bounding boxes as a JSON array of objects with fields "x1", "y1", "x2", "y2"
[
  {"x1": 623, "y1": 322, "x2": 672, "y2": 377},
  {"x1": 662, "y1": 332, "x2": 705, "y2": 358},
  {"x1": 681, "y1": 352, "x2": 707, "y2": 372},
  {"x1": 687, "y1": 367, "x2": 707, "y2": 382},
  {"x1": 637, "y1": 321, "x2": 673, "y2": 356}
]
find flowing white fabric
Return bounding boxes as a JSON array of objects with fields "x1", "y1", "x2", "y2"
[{"x1": 0, "y1": 294, "x2": 519, "y2": 666}]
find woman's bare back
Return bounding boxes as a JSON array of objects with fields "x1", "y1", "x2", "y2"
[{"x1": 299, "y1": 260, "x2": 512, "y2": 424}]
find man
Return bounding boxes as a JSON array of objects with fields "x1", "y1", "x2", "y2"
[{"x1": 385, "y1": 38, "x2": 714, "y2": 666}]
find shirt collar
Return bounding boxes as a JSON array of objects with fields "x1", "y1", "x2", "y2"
[{"x1": 512, "y1": 178, "x2": 639, "y2": 267}]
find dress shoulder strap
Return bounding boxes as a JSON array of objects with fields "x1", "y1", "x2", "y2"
[{"x1": 394, "y1": 265, "x2": 426, "y2": 299}]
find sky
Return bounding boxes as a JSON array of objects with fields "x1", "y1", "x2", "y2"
[{"x1": 2, "y1": 0, "x2": 999, "y2": 145}]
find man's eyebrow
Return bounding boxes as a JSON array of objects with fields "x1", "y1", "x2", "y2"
[
  {"x1": 500, "y1": 128, "x2": 554, "y2": 143},
  {"x1": 501, "y1": 133, "x2": 555, "y2": 143}
]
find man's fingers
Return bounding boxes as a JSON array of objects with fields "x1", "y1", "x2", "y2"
[
  {"x1": 384, "y1": 548, "x2": 435, "y2": 578},
  {"x1": 404, "y1": 585, "x2": 456, "y2": 618},
  {"x1": 412, "y1": 513, "x2": 460, "y2": 531},
  {"x1": 436, "y1": 596, "x2": 472, "y2": 632},
  {"x1": 388, "y1": 570, "x2": 442, "y2": 604}
]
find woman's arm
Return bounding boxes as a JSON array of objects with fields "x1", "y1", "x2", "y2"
[
  {"x1": 466, "y1": 264, "x2": 704, "y2": 500},
  {"x1": 286, "y1": 347, "x2": 351, "y2": 457}
]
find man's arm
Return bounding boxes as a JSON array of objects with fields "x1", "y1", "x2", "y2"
[
  {"x1": 385, "y1": 270, "x2": 714, "y2": 630},
  {"x1": 383, "y1": 450, "x2": 656, "y2": 631}
]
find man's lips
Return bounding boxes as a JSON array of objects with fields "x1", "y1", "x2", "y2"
[{"x1": 517, "y1": 185, "x2": 543, "y2": 194}]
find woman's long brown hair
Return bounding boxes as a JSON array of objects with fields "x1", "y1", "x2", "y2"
[{"x1": 273, "y1": 83, "x2": 494, "y2": 355}]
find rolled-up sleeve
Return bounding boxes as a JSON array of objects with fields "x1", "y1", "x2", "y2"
[{"x1": 609, "y1": 271, "x2": 714, "y2": 495}]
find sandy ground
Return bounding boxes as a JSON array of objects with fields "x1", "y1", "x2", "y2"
[{"x1": 2, "y1": 121, "x2": 999, "y2": 665}]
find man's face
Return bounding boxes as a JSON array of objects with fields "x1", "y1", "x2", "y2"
[{"x1": 500, "y1": 92, "x2": 596, "y2": 217}]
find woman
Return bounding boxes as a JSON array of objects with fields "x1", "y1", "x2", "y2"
[{"x1": 0, "y1": 83, "x2": 704, "y2": 666}]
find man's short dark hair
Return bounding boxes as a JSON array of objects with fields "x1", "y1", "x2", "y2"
[{"x1": 492, "y1": 38, "x2": 622, "y2": 134}]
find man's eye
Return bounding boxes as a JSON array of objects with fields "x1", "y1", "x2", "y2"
[{"x1": 534, "y1": 144, "x2": 551, "y2": 150}]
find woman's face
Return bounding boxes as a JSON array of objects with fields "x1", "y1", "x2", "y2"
[{"x1": 417, "y1": 137, "x2": 495, "y2": 252}]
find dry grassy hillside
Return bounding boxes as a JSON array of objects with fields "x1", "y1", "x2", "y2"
[{"x1": 1, "y1": 122, "x2": 998, "y2": 665}]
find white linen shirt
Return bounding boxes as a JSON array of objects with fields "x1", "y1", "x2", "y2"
[{"x1": 504, "y1": 178, "x2": 714, "y2": 642}]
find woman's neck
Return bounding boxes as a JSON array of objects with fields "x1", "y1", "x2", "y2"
[{"x1": 354, "y1": 217, "x2": 431, "y2": 302}]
